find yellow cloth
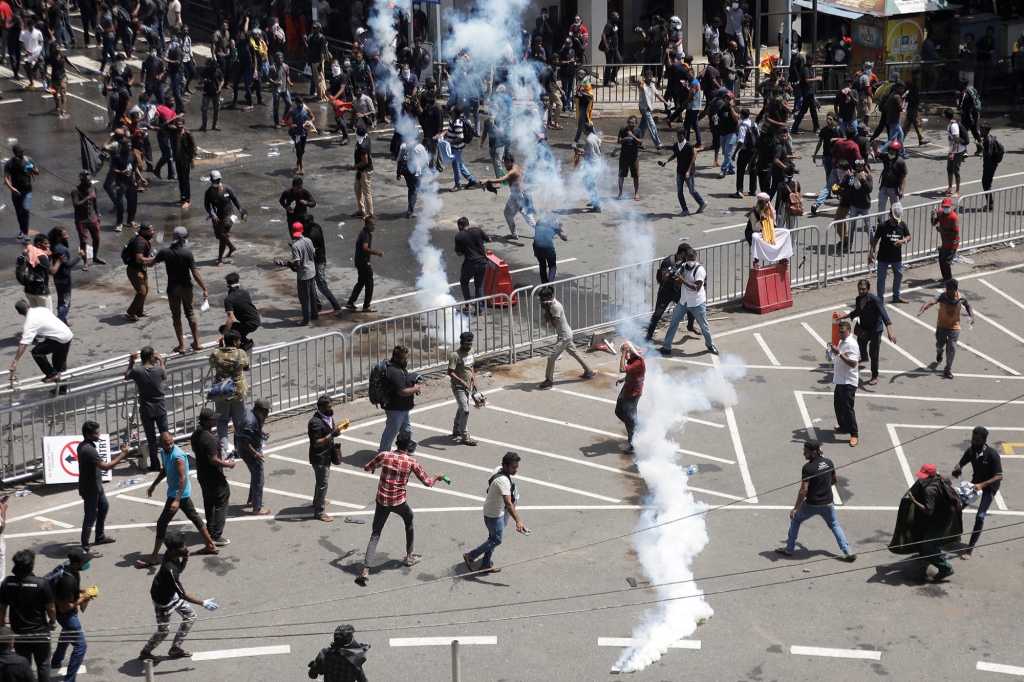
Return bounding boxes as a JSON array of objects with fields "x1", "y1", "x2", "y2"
[{"x1": 761, "y1": 210, "x2": 776, "y2": 245}]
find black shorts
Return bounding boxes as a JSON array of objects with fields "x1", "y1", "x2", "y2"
[{"x1": 618, "y1": 156, "x2": 639, "y2": 178}]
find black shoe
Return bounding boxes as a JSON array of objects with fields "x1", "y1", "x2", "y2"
[
  {"x1": 810, "y1": 205, "x2": 818, "y2": 216},
  {"x1": 686, "y1": 323, "x2": 697, "y2": 333},
  {"x1": 933, "y1": 567, "x2": 954, "y2": 582},
  {"x1": 706, "y1": 345, "x2": 719, "y2": 355},
  {"x1": 936, "y1": 352, "x2": 943, "y2": 364},
  {"x1": 657, "y1": 347, "x2": 672, "y2": 356}
]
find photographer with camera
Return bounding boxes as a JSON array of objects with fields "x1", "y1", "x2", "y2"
[
  {"x1": 645, "y1": 243, "x2": 694, "y2": 342},
  {"x1": 308, "y1": 624, "x2": 370, "y2": 681}
]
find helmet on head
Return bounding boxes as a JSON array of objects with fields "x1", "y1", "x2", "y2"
[{"x1": 888, "y1": 140, "x2": 903, "y2": 153}]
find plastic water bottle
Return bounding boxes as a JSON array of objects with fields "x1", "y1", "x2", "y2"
[
  {"x1": 15, "y1": 490, "x2": 32, "y2": 497},
  {"x1": 261, "y1": 432, "x2": 270, "y2": 443},
  {"x1": 440, "y1": 475, "x2": 451, "y2": 485},
  {"x1": 684, "y1": 465, "x2": 698, "y2": 476}
]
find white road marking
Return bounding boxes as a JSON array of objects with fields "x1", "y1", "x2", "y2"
[
  {"x1": 717, "y1": 262, "x2": 1024, "y2": 339},
  {"x1": 790, "y1": 645, "x2": 881, "y2": 660},
  {"x1": 55, "y1": 665, "x2": 87, "y2": 675},
  {"x1": 270, "y1": 453, "x2": 487, "y2": 501},
  {"x1": 390, "y1": 636, "x2": 496, "y2": 646},
  {"x1": 34, "y1": 516, "x2": 74, "y2": 529},
  {"x1": 792, "y1": 392, "x2": 841, "y2": 504},
  {"x1": 885, "y1": 423, "x2": 917, "y2": 487},
  {"x1": 978, "y1": 278, "x2": 1024, "y2": 312},
  {"x1": 801, "y1": 321, "x2": 830, "y2": 350},
  {"x1": 483, "y1": 404, "x2": 733, "y2": 465},
  {"x1": 712, "y1": 354, "x2": 758, "y2": 503},
  {"x1": 797, "y1": 390, "x2": 1024, "y2": 406},
  {"x1": 119, "y1": 494, "x2": 177, "y2": 508},
  {"x1": 886, "y1": 305, "x2": 1021, "y2": 375},
  {"x1": 373, "y1": 259, "x2": 578, "y2": 304},
  {"x1": 598, "y1": 638, "x2": 700, "y2": 649},
  {"x1": 669, "y1": 358, "x2": 1024, "y2": 381},
  {"x1": 973, "y1": 311, "x2": 1024, "y2": 345},
  {"x1": 336, "y1": 432, "x2": 622, "y2": 503},
  {"x1": 224, "y1": 480, "x2": 365, "y2": 509},
  {"x1": 882, "y1": 336, "x2": 928, "y2": 370},
  {"x1": 0, "y1": 98, "x2": 24, "y2": 104},
  {"x1": 753, "y1": 332, "x2": 781, "y2": 366},
  {"x1": 67, "y1": 92, "x2": 107, "y2": 111},
  {"x1": 192, "y1": 645, "x2": 291, "y2": 661},
  {"x1": 553, "y1": 388, "x2": 724, "y2": 428},
  {"x1": 977, "y1": 661, "x2": 1024, "y2": 676}
]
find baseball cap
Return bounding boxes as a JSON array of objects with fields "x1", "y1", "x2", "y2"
[
  {"x1": 290, "y1": 221, "x2": 305, "y2": 238},
  {"x1": 199, "y1": 408, "x2": 219, "y2": 422},
  {"x1": 355, "y1": 27, "x2": 366, "y2": 35},
  {"x1": 254, "y1": 398, "x2": 272, "y2": 412},
  {"x1": 140, "y1": 220, "x2": 154, "y2": 229},
  {"x1": 172, "y1": 226, "x2": 189, "y2": 241},
  {"x1": 68, "y1": 547, "x2": 89, "y2": 564},
  {"x1": 210, "y1": 170, "x2": 222, "y2": 184},
  {"x1": 916, "y1": 463, "x2": 937, "y2": 479},
  {"x1": 941, "y1": 197, "x2": 954, "y2": 208}
]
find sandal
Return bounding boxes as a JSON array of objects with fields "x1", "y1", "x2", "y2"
[
  {"x1": 355, "y1": 574, "x2": 369, "y2": 586},
  {"x1": 195, "y1": 547, "x2": 220, "y2": 556},
  {"x1": 167, "y1": 648, "x2": 192, "y2": 659},
  {"x1": 190, "y1": 343, "x2": 203, "y2": 352},
  {"x1": 775, "y1": 548, "x2": 794, "y2": 556},
  {"x1": 403, "y1": 554, "x2": 422, "y2": 567},
  {"x1": 361, "y1": 306, "x2": 378, "y2": 313},
  {"x1": 868, "y1": 378, "x2": 878, "y2": 386},
  {"x1": 172, "y1": 347, "x2": 187, "y2": 355},
  {"x1": 315, "y1": 514, "x2": 333, "y2": 522},
  {"x1": 94, "y1": 536, "x2": 116, "y2": 545},
  {"x1": 135, "y1": 557, "x2": 159, "y2": 568}
]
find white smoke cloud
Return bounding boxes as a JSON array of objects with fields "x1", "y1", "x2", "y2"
[{"x1": 613, "y1": 358, "x2": 746, "y2": 673}]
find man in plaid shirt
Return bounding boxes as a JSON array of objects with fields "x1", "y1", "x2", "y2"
[{"x1": 355, "y1": 433, "x2": 441, "y2": 585}]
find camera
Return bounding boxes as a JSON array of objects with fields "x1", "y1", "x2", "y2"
[{"x1": 634, "y1": 26, "x2": 645, "y2": 34}]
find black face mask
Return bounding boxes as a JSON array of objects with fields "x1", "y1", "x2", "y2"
[
  {"x1": 396, "y1": 356, "x2": 408, "y2": 368},
  {"x1": 321, "y1": 407, "x2": 334, "y2": 417}
]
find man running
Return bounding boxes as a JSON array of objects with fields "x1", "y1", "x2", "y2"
[
  {"x1": 355, "y1": 433, "x2": 441, "y2": 585},
  {"x1": 480, "y1": 153, "x2": 536, "y2": 240}
]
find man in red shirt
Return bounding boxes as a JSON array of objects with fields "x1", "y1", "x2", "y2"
[
  {"x1": 615, "y1": 342, "x2": 646, "y2": 454},
  {"x1": 355, "y1": 433, "x2": 441, "y2": 585},
  {"x1": 153, "y1": 103, "x2": 179, "y2": 180},
  {"x1": 931, "y1": 197, "x2": 960, "y2": 283}
]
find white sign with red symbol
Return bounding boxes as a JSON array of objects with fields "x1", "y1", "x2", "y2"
[{"x1": 42, "y1": 435, "x2": 113, "y2": 485}]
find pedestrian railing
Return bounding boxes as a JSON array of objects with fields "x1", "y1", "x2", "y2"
[
  {"x1": 957, "y1": 184, "x2": 1024, "y2": 251},
  {"x1": 347, "y1": 293, "x2": 514, "y2": 395}
]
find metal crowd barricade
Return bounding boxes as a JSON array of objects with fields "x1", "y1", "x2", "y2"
[
  {"x1": 347, "y1": 294, "x2": 514, "y2": 396},
  {"x1": 957, "y1": 184, "x2": 1024, "y2": 250},
  {"x1": 0, "y1": 333, "x2": 350, "y2": 480},
  {"x1": 824, "y1": 200, "x2": 940, "y2": 283}
]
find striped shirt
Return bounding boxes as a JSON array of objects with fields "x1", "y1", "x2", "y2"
[
  {"x1": 446, "y1": 116, "x2": 467, "y2": 150},
  {"x1": 365, "y1": 450, "x2": 435, "y2": 506}
]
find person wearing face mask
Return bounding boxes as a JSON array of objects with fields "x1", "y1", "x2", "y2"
[
  {"x1": 197, "y1": 58, "x2": 224, "y2": 132},
  {"x1": 284, "y1": 97, "x2": 315, "y2": 175},
  {"x1": 869, "y1": 203, "x2": 911, "y2": 304},
  {"x1": 377, "y1": 345, "x2": 423, "y2": 453},
  {"x1": 305, "y1": 22, "x2": 330, "y2": 101},
  {"x1": 308, "y1": 396, "x2": 347, "y2": 522},
  {"x1": 876, "y1": 140, "x2": 907, "y2": 218},
  {"x1": 138, "y1": 530, "x2": 219, "y2": 660},
  {"x1": 153, "y1": 226, "x2": 208, "y2": 354},
  {"x1": 411, "y1": 37, "x2": 431, "y2": 79},
  {"x1": 266, "y1": 16, "x2": 286, "y2": 56},
  {"x1": 665, "y1": 15, "x2": 684, "y2": 65},
  {"x1": 657, "y1": 246, "x2": 719, "y2": 356},
  {"x1": 50, "y1": 547, "x2": 93, "y2": 682},
  {"x1": 203, "y1": 171, "x2": 248, "y2": 265},
  {"x1": 724, "y1": 0, "x2": 745, "y2": 51},
  {"x1": 931, "y1": 197, "x2": 960, "y2": 284},
  {"x1": 141, "y1": 48, "x2": 167, "y2": 106},
  {"x1": 600, "y1": 12, "x2": 621, "y2": 86}
]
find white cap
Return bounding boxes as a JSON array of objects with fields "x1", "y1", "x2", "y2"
[
  {"x1": 210, "y1": 170, "x2": 222, "y2": 183},
  {"x1": 355, "y1": 27, "x2": 367, "y2": 35},
  {"x1": 670, "y1": 15, "x2": 681, "y2": 24}
]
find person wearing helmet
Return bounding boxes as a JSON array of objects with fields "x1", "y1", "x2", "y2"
[
  {"x1": 979, "y1": 121, "x2": 1003, "y2": 212},
  {"x1": 876, "y1": 139, "x2": 907, "y2": 217},
  {"x1": 930, "y1": 197, "x2": 960, "y2": 283},
  {"x1": 666, "y1": 15, "x2": 684, "y2": 64}
]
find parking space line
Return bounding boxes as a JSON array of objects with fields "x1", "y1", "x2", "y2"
[
  {"x1": 801, "y1": 322, "x2": 830, "y2": 350},
  {"x1": 673, "y1": 358, "x2": 1024, "y2": 381},
  {"x1": 554, "y1": 389, "x2": 724, "y2": 428},
  {"x1": 712, "y1": 355, "x2": 758, "y2": 503},
  {"x1": 34, "y1": 516, "x2": 74, "y2": 529},
  {"x1": 885, "y1": 424, "x2": 917, "y2": 488},
  {"x1": 792, "y1": 392, "x2": 841, "y2": 504},
  {"x1": 391, "y1": 636, "x2": 497, "y2": 646},
  {"x1": 192, "y1": 645, "x2": 291, "y2": 661},
  {"x1": 270, "y1": 453, "x2": 487, "y2": 501},
  {"x1": 882, "y1": 337, "x2": 928, "y2": 369},
  {"x1": 886, "y1": 305, "x2": 1021, "y2": 376},
  {"x1": 484, "y1": 404, "x2": 733, "y2": 464},
  {"x1": 753, "y1": 333, "x2": 781, "y2": 366},
  {"x1": 977, "y1": 661, "x2": 1024, "y2": 676},
  {"x1": 67, "y1": 92, "x2": 108, "y2": 111},
  {"x1": 978, "y1": 278, "x2": 1024, "y2": 311},
  {"x1": 791, "y1": 645, "x2": 881, "y2": 660},
  {"x1": 598, "y1": 638, "x2": 700, "y2": 649},
  {"x1": 337, "y1": 431, "x2": 623, "y2": 503},
  {"x1": 224, "y1": 480, "x2": 365, "y2": 509},
  {"x1": 973, "y1": 311, "x2": 1024, "y2": 345},
  {"x1": 119, "y1": 495, "x2": 178, "y2": 508},
  {"x1": 55, "y1": 664, "x2": 87, "y2": 675},
  {"x1": 412, "y1": 421, "x2": 647, "y2": 475}
]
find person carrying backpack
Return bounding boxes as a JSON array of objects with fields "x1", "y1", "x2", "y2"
[
  {"x1": 774, "y1": 165, "x2": 802, "y2": 230},
  {"x1": 943, "y1": 108, "x2": 968, "y2": 197},
  {"x1": 49, "y1": 548, "x2": 92, "y2": 682},
  {"x1": 979, "y1": 121, "x2": 1003, "y2": 211},
  {"x1": 956, "y1": 78, "x2": 983, "y2": 154}
]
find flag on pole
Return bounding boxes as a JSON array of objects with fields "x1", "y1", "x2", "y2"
[
  {"x1": 77, "y1": 128, "x2": 106, "y2": 176},
  {"x1": 759, "y1": 53, "x2": 778, "y2": 75}
]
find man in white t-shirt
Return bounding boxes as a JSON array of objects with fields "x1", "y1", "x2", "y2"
[
  {"x1": 462, "y1": 453, "x2": 526, "y2": 573},
  {"x1": 658, "y1": 245, "x2": 719, "y2": 356},
  {"x1": 11, "y1": 299, "x2": 74, "y2": 382},
  {"x1": 20, "y1": 21, "x2": 45, "y2": 88},
  {"x1": 829, "y1": 320, "x2": 861, "y2": 447},
  {"x1": 166, "y1": 0, "x2": 182, "y2": 30}
]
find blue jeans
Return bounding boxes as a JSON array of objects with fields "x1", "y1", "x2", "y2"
[
  {"x1": 814, "y1": 169, "x2": 839, "y2": 208},
  {"x1": 468, "y1": 514, "x2": 504, "y2": 568},
  {"x1": 847, "y1": 205, "x2": 872, "y2": 235},
  {"x1": 837, "y1": 118, "x2": 857, "y2": 136},
  {"x1": 11, "y1": 190, "x2": 31, "y2": 235},
  {"x1": 720, "y1": 132, "x2": 738, "y2": 174},
  {"x1": 661, "y1": 300, "x2": 713, "y2": 350},
  {"x1": 334, "y1": 115, "x2": 350, "y2": 138},
  {"x1": 675, "y1": 173, "x2": 705, "y2": 213},
  {"x1": 451, "y1": 149, "x2": 475, "y2": 187},
  {"x1": 272, "y1": 90, "x2": 292, "y2": 126},
  {"x1": 314, "y1": 261, "x2": 341, "y2": 312},
  {"x1": 81, "y1": 489, "x2": 110, "y2": 549},
  {"x1": 52, "y1": 612, "x2": 86, "y2": 682},
  {"x1": 786, "y1": 502, "x2": 852, "y2": 554},
  {"x1": 379, "y1": 410, "x2": 415, "y2": 453},
  {"x1": 969, "y1": 487, "x2": 996, "y2": 549},
  {"x1": 582, "y1": 161, "x2": 600, "y2": 209},
  {"x1": 460, "y1": 260, "x2": 487, "y2": 304},
  {"x1": 238, "y1": 447, "x2": 265, "y2": 512},
  {"x1": 876, "y1": 260, "x2": 904, "y2": 301},
  {"x1": 637, "y1": 109, "x2": 662, "y2": 148},
  {"x1": 880, "y1": 123, "x2": 905, "y2": 156}
]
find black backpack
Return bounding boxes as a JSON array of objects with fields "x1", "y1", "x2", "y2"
[
  {"x1": 487, "y1": 470, "x2": 516, "y2": 502},
  {"x1": 367, "y1": 360, "x2": 391, "y2": 409},
  {"x1": 990, "y1": 135, "x2": 1005, "y2": 164},
  {"x1": 743, "y1": 121, "x2": 760, "y2": 150},
  {"x1": 121, "y1": 238, "x2": 136, "y2": 265},
  {"x1": 15, "y1": 254, "x2": 43, "y2": 287},
  {"x1": 461, "y1": 116, "x2": 476, "y2": 144},
  {"x1": 935, "y1": 475, "x2": 964, "y2": 517}
]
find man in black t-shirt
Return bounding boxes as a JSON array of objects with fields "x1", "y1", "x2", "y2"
[
  {"x1": 125, "y1": 347, "x2": 169, "y2": 471},
  {"x1": 77, "y1": 421, "x2": 130, "y2": 554},
  {"x1": 154, "y1": 227, "x2": 208, "y2": 353},
  {"x1": 220, "y1": 272, "x2": 261, "y2": 349},
  {"x1": 454, "y1": 217, "x2": 491, "y2": 310},
  {"x1": 279, "y1": 177, "x2": 317, "y2": 228},
  {"x1": 645, "y1": 243, "x2": 687, "y2": 341},
  {"x1": 346, "y1": 216, "x2": 383, "y2": 312},
  {"x1": 4, "y1": 145, "x2": 40, "y2": 241},
  {"x1": 659, "y1": 129, "x2": 707, "y2": 216},
  {"x1": 198, "y1": 59, "x2": 224, "y2": 131},
  {"x1": 776, "y1": 441, "x2": 856, "y2": 561},
  {"x1": 953, "y1": 426, "x2": 1003, "y2": 560},
  {"x1": 868, "y1": 204, "x2": 912, "y2": 304},
  {"x1": 0, "y1": 626, "x2": 34, "y2": 681},
  {"x1": 791, "y1": 55, "x2": 822, "y2": 135},
  {"x1": 140, "y1": 532, "x2": 214, "y2": 660},
  {"x1": 377, "y1": 345, "x2": 422, "y2": 454},
  {"x1": 192, "y1": 410, "x2": 234, "y2": 546},
  {"x1": 51, "y1": 548, "x2": 91, "y2": 680},
  {"x1": 0, "y1": 550, "x2": 56, "y2": 681},
  {"x1": 616, "y1": 116, "x2": 643, "y2": 201}
]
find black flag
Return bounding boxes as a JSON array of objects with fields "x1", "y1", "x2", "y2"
[{"x1": 77, "y1": 128, "x2": 106, "y2": 176}]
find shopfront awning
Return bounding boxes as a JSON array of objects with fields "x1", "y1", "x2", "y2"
[
  {"x1": 794, "y1": 0, "x2": 955, "y2": 17},
  {"x1": 793, "y1": 0, "x2": 866, "y2": 21}
]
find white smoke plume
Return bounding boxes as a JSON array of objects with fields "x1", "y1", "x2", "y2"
[{"x1": 613, "y1": 359, "x2": 746, "y2": 673}]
